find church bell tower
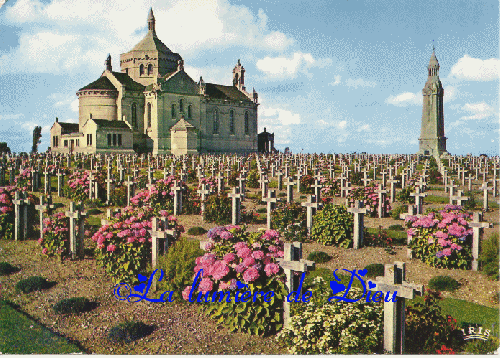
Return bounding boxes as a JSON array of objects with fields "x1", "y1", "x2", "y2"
[{"x1": 418, "y1": 47, "x2": 447, "y2": 156}]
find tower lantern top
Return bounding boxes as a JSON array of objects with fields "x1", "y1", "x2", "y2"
[
  {"x1": 427, "y1": 47, "x2": 439, "y2": 77},
  {"x1": 148, "y1": 8, "x2": 156, "y2": 34}
]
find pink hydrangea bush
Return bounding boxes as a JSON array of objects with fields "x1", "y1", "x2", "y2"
[
  {"x1": 131, "y1": 176, "x2": 199, "y2": 215},
  {"x1": 347, "y1": 185, "x2": 391, "y2": 217},
  {"x1": 92, "y1": 206, "x2": 182, "y2": 283},
  {"x1": 64, "y1": 170, "x2": 104, "y2": 203},
  {"x1": 38, "y1": 212, "x2": 70, "y2": 259},
  {"x1": 0, "y1": 187, "x2": 36, "y2": 240},
  {"x1": 405, "y1": 205, "x2": 473, "y2": 269},
  {"x1": 15, "y1": 168, "x2": 33, "y2": 191},
  {"x1": 320, "y1": 177, "x2": 341, "y2": 198},
  {"x1": 184, "y1": 225, "x2": 287, "y2": 335}
]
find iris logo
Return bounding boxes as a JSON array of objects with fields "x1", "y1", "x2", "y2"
[{"x1": 461, "y1": 326, "x2": 491, "y2": 341}]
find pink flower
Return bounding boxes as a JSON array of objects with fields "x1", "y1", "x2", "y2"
[
  {"x1": 243, "y1": 267, "x2": 260, "y2": 282},
  {"x1": 237, "y1": 247, "x2": 252, "y2": 258},
  {"x1": 243, "y1": 257, "x2": 256, "y2": 267},
  {"x1": 220, "y1": 231, "x2": 233, "y2": 240},
  {"x1": 182, "y1": 286, "x2": 192, "y2": 300},
  {"x1": 168, "y1": 215, "x2": 177, "y2": 221},
  {"x1": 204, "y1": 242, "x2": 214, "y2": 251},
  {"x1": 211, "y1": 261, "x2": 230, "y2": 280},
  {"x1": 235, "y1": 264, "x2": 246, "y2": 273},
  {"x1": 264, "y1": 263, "x2": 280, "y2": 277},
  {"x1": 442, "y1": 248, "x2": 452, "y2": 257},
  {"x1": 37, "y1": 237, "x2": 43, "y2": 244},
  {"x1": 107, "y1": 244, "x2": 116, "y2": 252},
  {"x1": 127, "y1": 237, "x2": 135, "y2": 243},
  {"x1": 42, "y1": 248, "x2": 48, "y2": 255},
  {"x1": 223, "y1": 253, "x2": 237, "y2": 263},
  {"x1": 106, "y1": 232, "x2": 114, "y2": 239},
  {"x1": 198, "y1": 277, "x2": 213, "y2": 294},
  {"x1": 138, "y1": 237, "x2": 146, "y2": 243},
  {"x1": 252, "y1": 250, "x2": 265, "y2": 260}
]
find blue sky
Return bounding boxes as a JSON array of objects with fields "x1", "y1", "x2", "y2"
[{"x1": 0, "y1": 0, "x2": 498, "y2": 155}]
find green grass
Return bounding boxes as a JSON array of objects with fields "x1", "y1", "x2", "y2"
[
  {"x1": 86, "y1": 215, "x2": 103, "y2": 226},
  {"x1": 366, "y1": 228, "x2": 407, "y2": 243},
  {"x1": 425, "y1": 195, "x2": 449, "y2": 204},
  {"x1": 0, "y1": 300, "x2": 83, "y2": 354},
  {"x1": 410, "y1": 296, "x2": 500, "y2": 337}
]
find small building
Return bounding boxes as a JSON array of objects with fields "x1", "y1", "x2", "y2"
[{"x1": 258, "y1": 127, "x2": 275, "y2": 153}]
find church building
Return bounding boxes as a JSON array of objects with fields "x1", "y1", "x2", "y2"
[
  {"x1": 417, "y1": 47, "x2": 448, "y2": 157},
  {"x1": 50, "y1": 9, "x2": 259, "y2": 155}
]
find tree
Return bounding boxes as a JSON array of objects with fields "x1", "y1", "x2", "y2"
[
  {"x1": 0, "y1": 142, "x2": 11, "y2": 154},
  {"x1": 32, "y1": 126, "x2": 42, "y2": 153}
]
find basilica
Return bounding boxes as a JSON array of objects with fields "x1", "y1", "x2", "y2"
[{"x1": 50, "y1": 9, "x2": 259, "y2": 155}]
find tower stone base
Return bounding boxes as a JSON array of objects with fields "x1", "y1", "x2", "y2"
[{"x1": 418, "y1": 136, "x2": 447, "y2": 156}]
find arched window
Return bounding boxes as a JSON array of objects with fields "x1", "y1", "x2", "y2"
[
  {"x1": 229, "y1": 109, "x2": 235, "y2": 134},
  {"x1": 244, "y1": 111, "x2": 249, "y2": 135},
  {"x1": 187, "y1": 105, "x2": 192, "y2": 119},
  {"x1": 171, "y1": 104, "x2": 176, "y2": 118},
  {"x1": 179, "y1": 99, "x2": 184, "y2": 113},
  {"x1": 131, "y1": 103, "x2": 137, "y2": 128},
  {"x1": 140, "y1": 64, "x2": 145, "y2": 76},
  {"x1": 147, "y1": 64, "x2": 153, "y2": 76},
  {"x1": 147, "y1": 103, "x2": 152, "y2": 127},
  {"x1": 213, "y1": 109, "x2": 219, "y2": 134}
]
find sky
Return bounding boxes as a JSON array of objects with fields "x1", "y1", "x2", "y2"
[{"x1": 0, "y1": 0, "x2": 498, "y2": 155}]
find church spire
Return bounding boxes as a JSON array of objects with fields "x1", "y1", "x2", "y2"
[
  {"x1": 428, "y1": 46, "x2": 439, "y2": 78},
  {"x1": 148, "y1": 8, "x2": 156, "y2": 34},
  {"x1": 105, "y1": 54, "x2": 112, "y2": 72}
]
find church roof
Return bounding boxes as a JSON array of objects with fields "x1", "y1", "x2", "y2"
[
  {"x1": 130, "y1": 31, "x2": 181, "y2": 58},
  {"x1": 57, "y1": 122, "x2": 79, "y2": 133},
  {"x1": 79, "y1": 76, "x2": 116, "y2": 91},
  {"x1": 92, "y1": 119, "x2": 131, "y2": 130},
  {"x1": 171, "y1": 117, "x2": 196, "y2": 131},
  {"x1": 205, "y1": 83, "x2": 252, "y2": 102},
  {"x1": 111, "y1": 72, "x2": 145, "y2": 91}
]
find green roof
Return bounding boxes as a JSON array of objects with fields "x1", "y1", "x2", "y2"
[
  {"x1": 112, "y1": 72, "x2": 145, "y2": 91},
  {"x1": 205, "y1": 83, "x2": 252, "y2": 102},
  {"x1": 79, "y1": 76, "x2": 116, "y2": 91},
  {"x1": 92, "y1": 119, "x2": 131, "y2": 130},
  {"x1": 58, "y1": 122, "x2": 79, "y2": 133}
]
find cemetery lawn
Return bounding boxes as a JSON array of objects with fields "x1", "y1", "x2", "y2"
[{"x1": 0, "y1": 300, "x2": 83, "y2": 354}]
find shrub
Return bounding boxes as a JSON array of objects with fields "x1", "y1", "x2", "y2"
[
  {"x1": 406, "y1": 290, "x2": 464, "y2": 354},
  {"x1": 203, "y1": 194, "x2": 232, "y2": 225},
  {"x1": 38, "y1": 212, "x2": 70, "y2": 259},
  {"x1": 271, "y1": 202, "x2": 309, "y2": 243},
  {"x1": 110, "y1": 185, "x2": 127, "y2": 207},
  {"x1": 157, "y1": 238, "x2": 204, "y2": 299},
  {"x1": 92, "y1": 206, "x2": 183, "y2": 284},
  {"x1": 187, "y1": 227, "x2": 207, "y2": 236},
  {"x1": 319, "y1": 178, "x2": 341, "y2": 197},
  {"x1": 479, "y1": 232, "x2": 499, "y2": 280},
  {"x1": 64, "y1": 170, "x2": 105, "y2": 203},
  {"x1": 464, "y1": 337, "x2": 500, "y2": 354},
  {"x1": 246, "y1": 170, "x2": 259, "y2": 188},
  {"x1": 0, "y1": 187, "x2": 36, "y2": 240},
  {"x1": 107, "y1": 321, "x2": 154, "y2": 343},
  {"x1": 256, "y1": 207, "x2": 267, "y2": 214},
  {"x1": 185, "y1": 226, "x2": 287, "y2": 335},
  {"x1": 391, "y1": 204, "x2": 408, "y2": 220},
  {"x1": 277, "y1": 276, "x2": 383, "y2": 354},
  {"x1": 0, "y1": 261, "x2": 19, "y2": 275},
  {"x1": 307, "y1": 251, "x2": 331, "y2": 263},
  {"x1": 16, "y1": 276, "x2": 50, "y2": 293},
  {"x1": 397, "y1": 186, "x2": 415, "y2": 204},
  {"x1": 364, "y1": 263, "x2": 384, "y2": 278},
  {"x1": 15, "y1": 168, "x2": 33, "y2": 191},
  {"x1": 299, "y1": 175, "x2": 314, "y2": 194},
  {"x1": 53, "y1": 297, "x2": 93, "y2": 314},
  {"x1": 347, "y1": 186, "x2": 391, "y2": 217},
  {"x1": 463, "y1": 190, "x2": 477, "y2": 210},
  {"x1": 405, "y1": 205, "x2": 473, "y2": 269},
  {"x1": 311, "y1": 204, "x2": 353, "y2": 247},
  {"x1": 428, "y1": 276, "x2": 460, "y2": 292}
]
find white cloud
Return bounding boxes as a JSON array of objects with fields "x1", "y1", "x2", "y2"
[
  {"x1": 0, "y1": 114, "x2": 24, "y2": 120},
  {"x1": 357, "y1": 124, "x2": 370, "y2": 132},
  {"x1": 338, "y1": 120, "x2": 347, "y2": 129},
  {"x1": 71, "y1": 99, "x2": 79, "y2": 112},
  {"x1": 329, "y1": 75, "x2": 341, "y2": 86},
  {"x1": 449, "y1": 55, "x2": 500, "y2": 81},
  {"x1": 184, "y1": 65, "x2": 233, "y2": 85},
  {"x1": 1, "y1": 0, "x2": 294, "y2": 75},
  {"x1": 259, "y1": 106, "x2": 301, "y2": 125},
  {"x1": 460, "y1": 101, "x2": 496, "y2": 120},
  {"x1": 385, "y1": 91, "x2": 422, "y2": 107},
  {"x1": 346, "y1": 78, "x2": 376, "y2": 89},
  {"x1": 256, "y1": 52, "x2": 316, "y2": 78},
  {"x1": 444, "y1": 86, "x2": 457, "y2": 103}
]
